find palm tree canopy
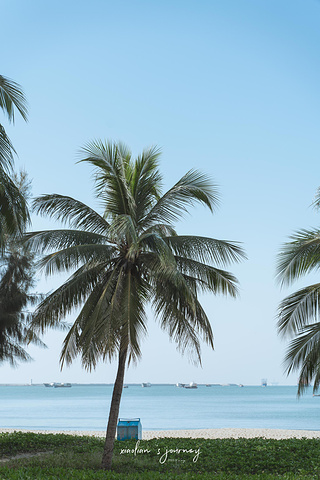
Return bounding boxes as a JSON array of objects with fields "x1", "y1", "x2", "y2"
[
  {"x1": 26, "y1": 141, "x2": 246, "y2": 370},
  {"x1": 0, "y1": 75, "x2": 28, "y2": 169},
  {"x1": 277, "y1": 226, "x2": 320, "y2": 395}
]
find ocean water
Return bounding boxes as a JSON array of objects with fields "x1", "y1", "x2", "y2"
[{"x1": 0, "y1": 384, "x2": 320, "y2": 432}]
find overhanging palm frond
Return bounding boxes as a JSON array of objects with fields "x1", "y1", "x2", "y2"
[
  {"x1": 0, "y1": 75, "x2": 28, "y2": 123},
  {"x1": 278, "y1": 284, "x2": 320, "y2": 337},
  {"x1": 276, "y1": 229, "x2": 320, "y2": 286},
  {"x1": 31, "y1": 262, "x2": 109, "y2": 334},
  {"x1": 32, "y1": 195, "x2": 109, "y2": 234},
  {"x1": 283, "y1": 322, "x2": 320, "y2": 396},
  {"x1": 36, "y1": 244, "x2": 117, "y2": 276},
  {"x1": 152, "y1": 266, "x2": 214, "y2": 364},
  {"x1": 24, "y1": 229, "x2": 108, "y2": 253},
  {"x1": 165, "y1": 235, "x2": 246, "y2": 266},
  {"x1": 0, "y1": 124, "x2": 15, "y2": 169},
  {"x1": 143, "y1": 169, "x2": 219, "y2": 227},
  {"x1": 175, "y1": 256, "x2": 239, "y2": 297},
  {"x1": 60, "y1": 272, "x2": 121, "y2": 369}
]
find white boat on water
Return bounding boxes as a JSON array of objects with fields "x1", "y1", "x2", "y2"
[
  {"x1": 184, "y1": 382, "x2": 198, "y2": 389},
  {"x1": 141, "y1": 382, "x2": 151, "y2": 387},
  {"x1": 44, "y1": 382, "x2": 72, "y2": 388},
  {"x1": 176, "y1": 383, "x2": 186, "y2": 388}
]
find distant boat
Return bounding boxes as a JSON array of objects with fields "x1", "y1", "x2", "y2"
[
  {"x1": 184, "y1": 382, "x2": 198, "y2": 389},
  {"x1": 205, "y1": 384, "x2": 212, "y2": 387},
  {"x1": 123, "y1": 385, "x2": 128, "y2": 388},
  {"x1": 176, "y1": 383, "x2": 186, "y2": 388},
  {"x1": 261, "y1": 379, "x2": 267, "y2": 387},
  {"x1": 44, "y1": 382, "x2": 71, "y2": 388},
  {"x1": 141, "y1": 382, "x2": 151, "y2": 387},
  {"x1": 239, "y1": 384, "x2": 244, "y2": 387}
]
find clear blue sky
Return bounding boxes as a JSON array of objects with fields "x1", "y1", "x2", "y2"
[{"x1": 2, "y1": 0, "x2": 320, "y2": 385}]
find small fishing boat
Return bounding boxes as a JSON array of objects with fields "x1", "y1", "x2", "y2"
[
  {"x1": 184, "y1": 382, "x2": 198, "y2": 389},
  {"x1": 141, "y1": 382, "x2": 151, "y2": 387}
]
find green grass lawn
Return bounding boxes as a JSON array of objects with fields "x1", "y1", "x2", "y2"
[{"x1": 1, "y1": 432, "x2": 320, "y2": 479}]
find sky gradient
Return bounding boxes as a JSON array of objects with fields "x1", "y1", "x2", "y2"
[{"x1": 2, "y1": 0, "x2": 320, "y2": 386}]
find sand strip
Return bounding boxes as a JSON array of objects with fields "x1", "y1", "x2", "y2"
[{"x1": 1, "y1": 428, "x2": 320, "y2": 440}]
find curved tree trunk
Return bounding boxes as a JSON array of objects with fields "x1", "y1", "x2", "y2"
[{"x1": 101, "y1": 344, "x2": 128, "y2": 470}]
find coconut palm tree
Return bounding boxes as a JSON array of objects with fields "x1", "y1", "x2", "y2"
[
  {"x1": 277, "y1": 189, "x2": 320, "y2": 396},
  {"x1": 25, "y1": 140, "x2": 246, "y2": 469},
  {"x1": 0, "y1": 75, "x2": 29, "y2": 248}
]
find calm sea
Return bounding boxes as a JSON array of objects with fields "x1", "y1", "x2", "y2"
[{"x1": 0, "y1": 384, "x2": 319, "y2": 432}]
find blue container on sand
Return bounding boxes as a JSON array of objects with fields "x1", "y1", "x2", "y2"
[{"x1": 117, "y1": 418, "x2": 142, "y2": 441}]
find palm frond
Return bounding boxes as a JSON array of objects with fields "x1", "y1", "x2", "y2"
[
  {"x1": 78, "y1": 140, "x2": 135, "y2": 217},
  {"x1": 24, "y1": 229, "x2": 108, "y2": 253},
  {"x1": 0, "y1": 75, "x2": 28, "y2": 123},
  {"x1": 0, "y1": 124, "x2": 15, "y2": 170},
  {"x1": 166, "y1": 236, "x2": 246, "y2": 266},
  {"x1": 60, "y1": 272, "x2": 120, "y2": 369},
  {"x1": 36, "y1": 244, "x2": 117, "y2": 276},
  {"x1": 152, "y1": 263, "x2": 214, "y2": 364},
  {"x1": 175, "y1": 256, "x2": 239, "y2": 297},
  {"x1": 278, "y1": 284, "x2": 320, "y2": 337},
  {"x1": 283, "y1": 322, "x2": 320, "y2": 396},
  {"x1": 143, "y1": 169, "x2": 220, "y2": 227},
  {"x1": 276, "y1": 229, "x2": 320, "y2": 286},
  {"x1": 32, "y1": 195, "x2": 109, "y2": 233},
  {"x1": 31, "y1": 263, "x2": 108, "y2": 334},
  {"x1": 130, "y1": 147, "x2": 162, "y2": 223}
]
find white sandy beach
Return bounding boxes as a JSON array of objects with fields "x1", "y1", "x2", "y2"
[{"x1": 1, "y1": 428, "x2": 320, "y2": 440}]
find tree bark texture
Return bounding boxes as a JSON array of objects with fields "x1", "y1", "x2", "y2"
[{"x1": 101, "y1": 345, "x2": 128, "y2": 470}]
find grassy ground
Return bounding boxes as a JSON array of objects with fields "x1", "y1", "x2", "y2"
[{"x1": 1, "y1": 432, "x2": 320, "y2": 479}]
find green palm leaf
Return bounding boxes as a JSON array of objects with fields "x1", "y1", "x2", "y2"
[
  {"x1": 278, "y1": 284, "x2": 320, "y2": 337},
  {"x1": 284, "y1": 323, "x2": 320, "y2": 396},
  {"x1": 143, "y1": 169, "x2": 220, "y2": 227},
  {"x1": 276, "y1": 229, "x2": 320, "y2": 286},
  {"x1": 0, "y1": 75, "x2": 28, "y2": 123},
  {"x1": 33, "y1": 194, "x2": 109, "y2": 233},
  {"x1": 166, "y1": 235, "x2": 246, "y2": 266}
]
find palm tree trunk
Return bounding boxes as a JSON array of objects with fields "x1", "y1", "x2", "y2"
[{"x1": 101, "y1": 343, "x2": 128, "y2": 470}]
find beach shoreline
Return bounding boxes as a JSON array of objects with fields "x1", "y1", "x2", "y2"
[{"x1": 1, "y1": 428, "x2": 320, "y2": 440}]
